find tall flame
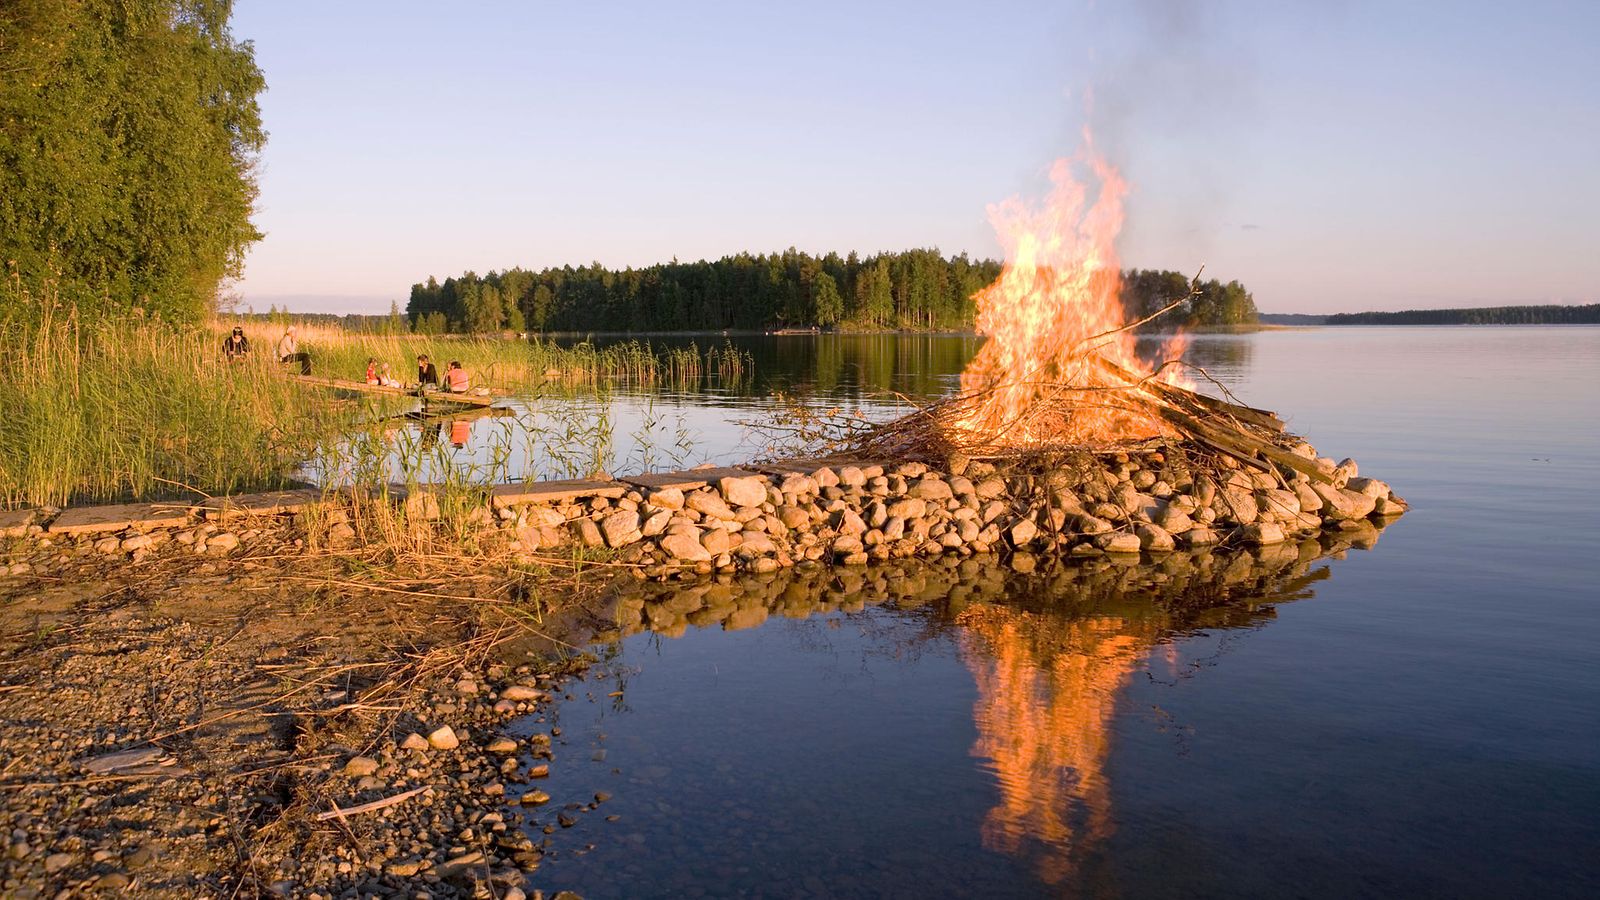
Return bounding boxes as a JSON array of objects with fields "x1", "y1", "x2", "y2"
[
  {"x1": 957, "y1": 604, "x2": 1161, "y2": 883},
  {"x1": 956, "y1": 133, "x2": 1185, "y2": 448}
]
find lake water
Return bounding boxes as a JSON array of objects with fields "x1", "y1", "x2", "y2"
[{"x1": 447, "y1": 329, "x2": 1600, "y2": 896}]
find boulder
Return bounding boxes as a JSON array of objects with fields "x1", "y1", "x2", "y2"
[
  {"x1": 975, "y1": 477, "x2": 1008, "y2": 500},
  {"x1": 909, "y1": 478, "x2": 953, "y2": 501},
  {"x1": 427, "y1": 726, "x2": 459, "y2": 750},
  {"x1": 700, "y1": 528, "x2": 732, "y2": 556},
  {"x1": 659, "y1": 533, "x2": 712, "y2": 562},
  {"x1": 1007, "y1": 518, "x2": 1039, "y2": 547},
  {"x1": 1136, "y1": 523, "x2": 1175, "y2": 551},
  {"x1": 640, "y1": 509, "x2": 672, "y2": 537},
  {"x1": 719, "y1": 476, "x2": 769, "y2": 509},
  {"x1": 686, "y1": 490, "x2": 735, "y2": 520},
  {"x1": 1219, "y1": 487, "x2": 1259, "y2": 525},
  {"x1": 599, "y1": 510, "x2": 642, "y2": 548},
  {"x1": 886, "y1": 498, "x2": 927, "y2": 519},
  {"x1": 1095, "y1": 532, "x2": 1142, "y2": 554},
  {"x1": 836, "y1": 466, "x2": 867, "y2": 488},
  {"x1": 777, "y1": 506, "x2": 810, "y2": 530},
  {"x1": 1241, "y1": 523, "x2": 1287, "y2": 544},
  {"x1": 649, "y1": 487, "x2": 685, "y2": 510},
  {"x1": 1311, "y1": 483, "x2": 1377, "y2": 520},
  {"x1": 1074, "y1": 514, "x2": 1113, "y2": 535},
  {"x1": 780, "y1": 474, "x2": 817, "y2": 496},
  {"x1": 1346, "y1": 477, "x2": 1391, "y2": 499}
]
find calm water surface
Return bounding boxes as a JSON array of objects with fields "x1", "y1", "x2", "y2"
[{"x1": 446, "y1": 329, "x2": 1600, "y2": 896}]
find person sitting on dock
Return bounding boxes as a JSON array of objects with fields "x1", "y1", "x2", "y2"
[
  {"x1": 364, "y1": 357, "x2": 380, "y2": 385},
  {"x1": 416, "y1": 354, "x2": 439, "y2": 391},
  {"x1": 223, "y1": 326, "x2": 250, "y2": 360},
  {"x1": 377, "y1": 362, "x2": 402, "y2": 389},
  {"x1": 277, "y1": 326, "x2": 311, "y2": 375},
  {"x1": 444, "y1": 360, "x2": 470, "y2": 393}
]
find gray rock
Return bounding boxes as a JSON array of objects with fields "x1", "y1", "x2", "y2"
[{"x1": 599, "y1": 510, "x2": 642, "y2": 548}]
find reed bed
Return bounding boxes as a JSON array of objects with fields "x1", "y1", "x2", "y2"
[
  {"x1": 0, "y1": 292, "x2": 752, "y2": 509},
  {"x1": 0, "y1": 310, "x2": 350, "y2": 508}
]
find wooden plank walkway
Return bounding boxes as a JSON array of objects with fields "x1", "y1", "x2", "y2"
[
  {"x1": 292, "y1": 375, "x2": 498, "y2": 409},
  {"x1": 490, "y1": 479, "x2": 627, "y2": 508},
  {"x1": 620, "y1": 466, "x2": 759, "y2": 492},
  {"x1": 48, "y1": 502, "x2": 194, "y2": 535}
]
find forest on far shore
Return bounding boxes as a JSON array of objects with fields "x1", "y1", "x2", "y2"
[
  {"x1": 1326, "y1": 304, "x2": 1600, "y2": 325},
  {"x1": 401, "y1": 250, "x2": 1260, "y2": 334}
]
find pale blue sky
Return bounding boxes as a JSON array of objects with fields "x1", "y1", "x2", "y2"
[{"x1": 232, "y1": 0, "x2": 1599, "y2": 315}]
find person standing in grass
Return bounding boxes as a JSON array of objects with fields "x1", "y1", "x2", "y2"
[
  {"x1": 276, "y1": 326, "x2": 311, "y2": 375},
  {"x1": 222, "y1": 326, "x2": 250, "y2": 360},
  {"x1": 416, "y1": 354, "x2": 439, "y2": 391},
  {"x1": 445, "y1": 360, "x2": 470, "y2": 393}
]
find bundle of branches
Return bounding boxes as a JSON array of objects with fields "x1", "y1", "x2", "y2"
[{"x1": 844, "y1": 353, "x2": 1339, "y2": 487}]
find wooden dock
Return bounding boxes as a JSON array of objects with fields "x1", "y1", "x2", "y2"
[{"x1": 291, "y1": 375, "x2": 499, "y2": 409}]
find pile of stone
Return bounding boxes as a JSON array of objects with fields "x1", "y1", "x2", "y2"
[
  {"x1": 492, "y1": 446, "x2": 1406, "y2": 580},
  {"x1": 1, "y1": 442, "x2": 1404, "y2": 585}
]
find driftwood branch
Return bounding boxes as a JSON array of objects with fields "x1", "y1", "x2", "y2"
[{"x1": 316, "y1": 785, "x2": 431, "y2": 821}]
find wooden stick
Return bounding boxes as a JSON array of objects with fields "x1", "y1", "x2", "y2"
[{"x1": 316, "y1": 785, "x2": 431, "y2": 821}]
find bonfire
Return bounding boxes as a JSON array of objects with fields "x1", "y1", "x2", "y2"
[{"x1": 848, "y1": 138, "x2": 1339, "y2": 491}]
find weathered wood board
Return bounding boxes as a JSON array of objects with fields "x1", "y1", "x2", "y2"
[
  {"x1": 489, "y1": 479, "x2": 627, "y2": 508},
  {"x1": 48, "y1": 503, "x2": 194, "y2": 535},
  {"x1": 200, "y1": 489, "x2": 325, "y2": 521},
  {"x1": 620, "y1": 467, "x2": 759, "y2": 492}
]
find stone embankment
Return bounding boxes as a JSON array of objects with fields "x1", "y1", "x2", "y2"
[{"x1": 0, "y1": 445, "x2": 1406, "y2": 579}]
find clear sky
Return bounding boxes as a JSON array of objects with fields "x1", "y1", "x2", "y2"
[{"x1": 231, "y1": 0, "x2": 1600, "y2": 315}]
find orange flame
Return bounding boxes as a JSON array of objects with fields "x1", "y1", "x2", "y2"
[
  {"x1": 957, "y1": 604, "x2": 1160, "y2": 883},
  {"x1": 956, "y1": 133, "x2": 1186, "y2": 448}
]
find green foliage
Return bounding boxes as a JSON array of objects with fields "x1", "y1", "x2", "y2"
[
  {"x1": 1326, "y1": 304, "x2": 1600, "y2": 325},
  {"x1": 811, "y1": 272, "x2": 844, "y2": 327},
  {"x1": 1122, "y1": 269, "x2": 1260, "y2": 328},
  {"x1": 407, "y1": 249, "x2": 1004, "y2": 334},
  {"x1": 0, "y1": 0, "x2": 265, "y2": 323}
]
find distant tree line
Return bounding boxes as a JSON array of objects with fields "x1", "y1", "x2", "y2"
[
  {"x1": 238, "y1": 304, "x2": 409, "y2": 334},
  {"x1": 404, "y1": 249, "x2": 998, "y2": 334},
  {"x1": 0, "y1": 0, "x2": 265, "y2": 323},
  {"x1": 404, "y1": 253, "x2": 1259, "y2": 334},
  {"x1": 1326, "y1": 304, "x2": 1600, "y2": 325}
]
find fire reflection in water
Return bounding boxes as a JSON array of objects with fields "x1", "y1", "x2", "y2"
[{"x1": 957, "y1": 606, "x2": 1159, "y2": 885}]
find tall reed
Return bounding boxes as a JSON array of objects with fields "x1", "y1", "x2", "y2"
[{"x1": 0, "y1": 308, "x2": 348, "y2": 507}]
